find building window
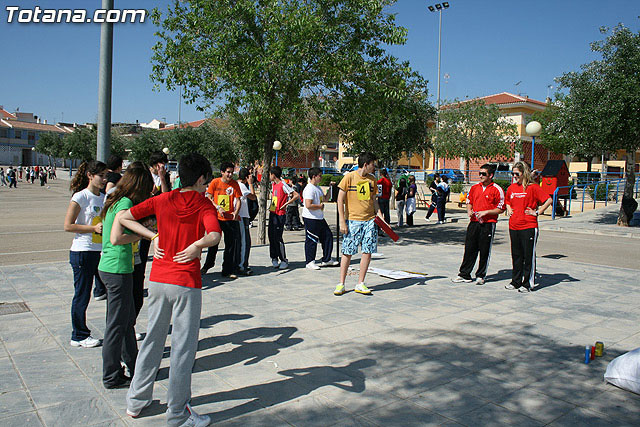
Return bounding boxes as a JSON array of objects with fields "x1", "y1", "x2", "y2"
[
  {"x1": 14, "y1": 130, "x2": 22, "y2": 139},
  {"x1": 0, "y1": 129, "x2": 7, "y2": 138},
  {"x1": 28, "y1": 131, "x2": 35, "y2": 142}
]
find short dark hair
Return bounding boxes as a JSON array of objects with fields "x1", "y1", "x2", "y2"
[
  {"x1": 270, "y1": 165, "x2": 282, "y2": 179},
  {"x1": 480, "y1": 163, "x2": 496, "y2": 175},
  {"x1": 149, "y1": 151, "x2": 168, "y2": 166},
  {"x1": 308, "y1": 167, "x2": 322, "y2": 179},
  {"x1": 220, "y1": 161, "x2": 235, "y2": 172},
  {"x1": 179, "y1": 153, "x2": 212, "y2": 187},
  {"x1": 380, "y1": 168, "x2": 388, "y2": 177},
  {"x1": 357, "y1": 152, "x2": 377, "y2": 168},
  {"x1": 433, "y1": 173, "x2": 440, "y2": 179},
  {"x1": 238, "y1": 167, "x2": 250, "y2": 181},
  {"x1": 106, "y1": 154, "x2": 123, "y2": 171}
]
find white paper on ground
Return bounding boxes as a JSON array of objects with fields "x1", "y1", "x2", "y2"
[{"x1": 368, "y1": 267, "x2": 427, "y2": 280}]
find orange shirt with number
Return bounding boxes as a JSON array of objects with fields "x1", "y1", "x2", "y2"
[{"x1": 206, "y1": 178, "x2": 242, "y2": 221}]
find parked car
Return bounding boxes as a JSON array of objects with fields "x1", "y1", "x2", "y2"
[
  {"x1": 487, "y1": 162, "x2": 512, "y2": 181},
  {"x1": 428, "y1": 168, "x2": 465, "y2": 183},
  {"x1": 319, "y1": 167, "x2": 342, "y2": 176}
]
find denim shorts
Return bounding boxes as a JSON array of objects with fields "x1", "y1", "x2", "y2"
[{"x1": 342, "y1": 219, "x2": 377, "y2": 255}]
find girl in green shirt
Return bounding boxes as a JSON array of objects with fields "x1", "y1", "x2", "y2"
[{"x1": 98, "y1": 162, "x2": 154, "y2": 389}]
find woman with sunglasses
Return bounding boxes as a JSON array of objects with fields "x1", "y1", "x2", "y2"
[{"x1": 505, "y1": 161, "x2": 552, "y2": 292}]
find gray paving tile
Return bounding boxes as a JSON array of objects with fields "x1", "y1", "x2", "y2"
[
  {"x1": 492, "y1": 387, "x2": 577, "y2": 424},
  {"x1": 38, "y1": 397, "x2": 119, "y2": 426},
  {"x1": 0, "y1": 389, "x2": 35, "y2": 419},
  {"x1": 29, "y1": 379, "x2": 101, "y2": 410},
  {"x1": 0, "y1": 410, "x2": 43, "y2": 427},
  {"x1": 451, "y1": 402, "x2": 543, "y2": 426},
  {"x1": 362, "y1": 400, "x2": 450, "y2": 426}
]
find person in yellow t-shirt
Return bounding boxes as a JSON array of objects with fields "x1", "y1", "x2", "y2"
[{"x1": 334, "y1": 152, "x2": 384, "y2": 296}]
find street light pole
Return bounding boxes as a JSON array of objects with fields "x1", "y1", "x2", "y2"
[
  {"x1": 428, "y1": 2, "x2": 450, "y2": 171},
  {"x1": 526, "y1": 121, "x2": 542, "y2": 170},
  {"x1": 96, "y1": 0, "x2": 114, "y2": 163}
]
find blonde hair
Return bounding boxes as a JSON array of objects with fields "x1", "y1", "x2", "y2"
[{"x1": 513, "y1": 161, "x2": 535, "y2": 188}]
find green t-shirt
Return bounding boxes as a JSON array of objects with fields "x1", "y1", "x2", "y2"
[{"x1": 98, "y1": 197, "x2": 134, "y2": 274}]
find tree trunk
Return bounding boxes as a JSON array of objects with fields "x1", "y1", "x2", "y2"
[
  {"x1": 586, "y1": 157, "x2": 593, "y2": 172},
  {"x1": 617, "y1": 151, "x2": 637, "y2": 227},
  {"x1": 258, "y1": 138, "x2": 275, "y2": 244},
  {"x1": 465, "y1": 157, "x2": 470, "y2": 183}
]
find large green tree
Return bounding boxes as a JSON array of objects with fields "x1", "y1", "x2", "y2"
[
  {"x1": 164, "y1": 123, "x2": 238, "y2": 167},
  {"x1": 554, "y1": 24, "x2": 640, "y2": 226},
  {"x1": 332, "y1": 65, "x2": 434, "y2": 167},
  {"x1": 428, "y1": 99, "x2": 519, "y2": 181},
  {"x1": 150, "y1": 0, "x2": 415, "y2": 242},
  {"x1": 36, "y1": 132, "x2": 66, "y2": 164},
  {"x1": 63, "y1": 127, "x2": 96, "y2": 162}
]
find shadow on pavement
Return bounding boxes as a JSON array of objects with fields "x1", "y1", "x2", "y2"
[{"x1": 486, "y1": 268, "x2": 579, "y2": 291}]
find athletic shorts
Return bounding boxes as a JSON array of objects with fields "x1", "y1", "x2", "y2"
[{"x1": 342, "y1": 219, "x2": 377, "y2": 256}]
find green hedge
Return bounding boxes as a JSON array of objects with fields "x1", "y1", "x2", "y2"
[
  {"x1": 319, "y1": 174, "x2": 343, "y2": 186},
  {"x1": 450, "y1": 182, "x2": 464, "y2": 193},
  {"x1": 586, "y1": 183, "x2": 613, "y2": 201}
]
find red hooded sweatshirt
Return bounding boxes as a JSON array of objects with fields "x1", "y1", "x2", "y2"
[{"x1": 130, "y1": 189, "x2": 221, "y2": 288}]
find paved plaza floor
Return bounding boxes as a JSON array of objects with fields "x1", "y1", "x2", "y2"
[{"x1": 2, "y1": 225, "x2": 640, "y2": 426}]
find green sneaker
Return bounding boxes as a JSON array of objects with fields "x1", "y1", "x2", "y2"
[
  {"x1": 333, "y1": 283, "x2": 345, "y2": 296},
  {"x1": 354, "y1": 283, "x2": 372, "y2": 295}
]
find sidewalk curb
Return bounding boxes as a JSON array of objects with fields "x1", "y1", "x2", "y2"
[{"x1": 539, "y1": 225, "x2": 640, "y2": 239}]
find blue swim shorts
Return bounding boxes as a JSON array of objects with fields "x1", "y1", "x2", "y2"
[{"x1": 341, "y1": 219, "x2": 378, "y2": 256}]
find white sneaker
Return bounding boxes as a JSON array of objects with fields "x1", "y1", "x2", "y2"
[
  {"x1": 475, "y1": 277, "x2": 485, "y2": 286},
  {"x1": 278, "y1": 261, "x2": 289, "y2": 270},
  {"x1": 126, "y1": 400, "x2": 152, "y2": 418},
  {"x1": 271, "y1": 259, "x2": 280, "y2": 268},
  {"x1": 70, "y1": 336, "x2": 101, "y2": 348},
  {"x1": 180, "y1": 403, "x2": 211, "y2": 427},
  {"x1": 354, "y1": 282, "x2": 372, "y2": 295},
  {"x1": 451, "y1": 276, "x2": 473, "y2": 283},
  {"x1": 135, "y1": 332, "x2": 144, "y2": 341},
  {"x1": 371, "y1": 252, "x2": 384, "y2": 259},
  {"x1": 435, "y1": 221, "x2": 443, "y2": 224},
  {"x1": 318, "y1": 259, "x2": 340, "y2": 267},
  {"x1": 306, "y1": 261, "x2": 320, "y2": 270}
]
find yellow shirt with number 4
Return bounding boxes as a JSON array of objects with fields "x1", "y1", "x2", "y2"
[{"x1": 338, "y1": 171, "x2": 376, "y2": 221}]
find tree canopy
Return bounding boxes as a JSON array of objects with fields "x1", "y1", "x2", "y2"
[
  {"x1": 150, "y1": 0, "x2": 423, "y2": 241},
  {"x1": 551, "y1": 24, "x2": 640, "y2": 225},
  {"x1": 428, "y1": 99, "x2": 519, "y2": 179}
]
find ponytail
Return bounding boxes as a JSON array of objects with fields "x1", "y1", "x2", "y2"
[
  {"x1": 513, "y1": 161, "x2": 535, "y2": 189},
  {"x1": 69, "y1": 160, "x2": 107, "y2": 194}
]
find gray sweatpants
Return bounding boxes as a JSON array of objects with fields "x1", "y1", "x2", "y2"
[{"x1": 126, "y1": 281, "x2": 202, "y2": 426}]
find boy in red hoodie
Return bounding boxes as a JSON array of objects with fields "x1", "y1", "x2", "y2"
[{"x1": 118, "y1": 153, "x2": 221, "y2": 426}]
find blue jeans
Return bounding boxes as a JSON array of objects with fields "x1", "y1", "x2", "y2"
[{"x1": 69, "y1": 251, "x2": 101, "y2": 341}]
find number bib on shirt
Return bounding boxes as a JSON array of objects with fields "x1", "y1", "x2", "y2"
[
  {"x1": 91, "y1": 216, "x2": 102, "y2": 244},
  {"x1": 217, "y1": 194, "x2": 231, "y2": 211},
  {"x1": 270, "y1": 196, "x2": 278, "y2": 212},
  {"x1": 357, "y1": 181, "x2": 371, "y2": 201},
  {"x1": 377, "y1": 184, "x2": 383, "y2": 197}
]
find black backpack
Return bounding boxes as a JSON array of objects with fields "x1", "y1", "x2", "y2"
[{"x1": 247, "y1": 198, "x2": 259, "y2": 222}]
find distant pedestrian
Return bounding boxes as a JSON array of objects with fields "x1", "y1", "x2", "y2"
[
  {"x1": 7, "y1": 166, "x2": 17, "y2": 188},
  {"x1": 395, "y1": 178, "x2": 407, "y2": 227},
  {"x1": 452, "y1": 164, "x2": 505, "y2": 286},
  {"x1": 376, "y1": 168, "x2": 392, "y2": 225},
  {"x1": 30, "y1": 167, "x2": 36, "y2": 184},
  {"x1": 303, "y1": 167, "x2": 338, "y2": 270},
  {"x1": 405, "y1": 175, "x2": 417, "y2": 226},
  {"x1": 334, "y1": 152, "x2": 383, "y2": 296},
  {"x1": 505, "y1": 161, "x2": 552, "y2": 293},
  {"x1": 0, "y1": 167, "x2": 5, "y2": 186},
  {"x1": 268, "y1": 166, "x2": 299, "y2": 270},
  {"x1": 436, "y1": 177, "x2": 450, "y2": 224},
  {"x1": 63, "y1": 160, "x2": 108, "y2": 348},
  {"x1": 425, "y1": 173, "x2": 439, "y2": 221},
  {"x1": 237, "y1": 167, "x2": 256, "y2": 275},
  {"x1": 18, "y1": 165, "x2": 23, "y2": 180}
]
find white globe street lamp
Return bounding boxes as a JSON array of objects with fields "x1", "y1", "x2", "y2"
[
  {"x1": 273, "y1": 140, "x2": 282, "y2": 166},
  {"x1": 526, "y1": 121, "x2": 542, "y2": 169},
  {"x1": 162, "y1": 147, "x2": 170, "y2": 155}
]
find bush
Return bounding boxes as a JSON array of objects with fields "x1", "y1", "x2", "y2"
[
  {"x1": 586, "y1": 183, "x2": 613, "y2": 201},
  {"x1": 319, "y1": 174, "x2": 343, "y2": 186},
  {"x1": 450, "y1": 182, "x2": 464, "y2": 193}
]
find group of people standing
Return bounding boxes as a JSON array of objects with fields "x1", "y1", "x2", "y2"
[
  {"x1": 451, "y1": 162, "x2": 552, "y2": 292},
  {"x1": 0, "y1": 164, "x2": 56, "y2": 187},
  {"x1": 61, "y1": 150, "x2": 552, "y2": 426}
]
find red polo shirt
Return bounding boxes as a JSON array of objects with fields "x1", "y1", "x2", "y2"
[
  {"x1": 506, "y1": 183, "x2": 550, "y2": 230},
  {"x1": 467, "y1": 182, "x2": 505, "y2": 223}
]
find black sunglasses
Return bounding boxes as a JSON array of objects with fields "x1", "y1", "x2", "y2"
[
  {"x1": 511, "y1": 172, "x2": 521, "y2": 176},
  {"x1": 478, "y1": 172, "x2": 488, "y2": 177}
]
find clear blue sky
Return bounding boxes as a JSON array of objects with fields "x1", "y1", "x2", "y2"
[{"x1": 1, "y1": 0, "x2": 638, "y2": 125}]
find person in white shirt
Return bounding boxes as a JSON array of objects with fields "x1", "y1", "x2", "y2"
[
  {"x1": 302, "y1": 167, "x2": 339, "y2": 270},
  {"x1": 63, "y1": 160, "x2": 108, "y2": 348},
  {"x1": 237, "y1": 168, "x2": 257, "y2": 275}
]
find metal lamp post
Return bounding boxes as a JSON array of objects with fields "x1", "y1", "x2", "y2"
[
  {"x1": 273, "y1": 140, "x2": 282, "y2": 166},
  {"x1": 68, "y1": 151, "x2": 73, "y2": 177},
  {"x1": 427, "y1": 2, "x2": 450, "y2": 171},
  {"x1": 526, "y1": 121, "x2": 542, "y2": 170}
]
